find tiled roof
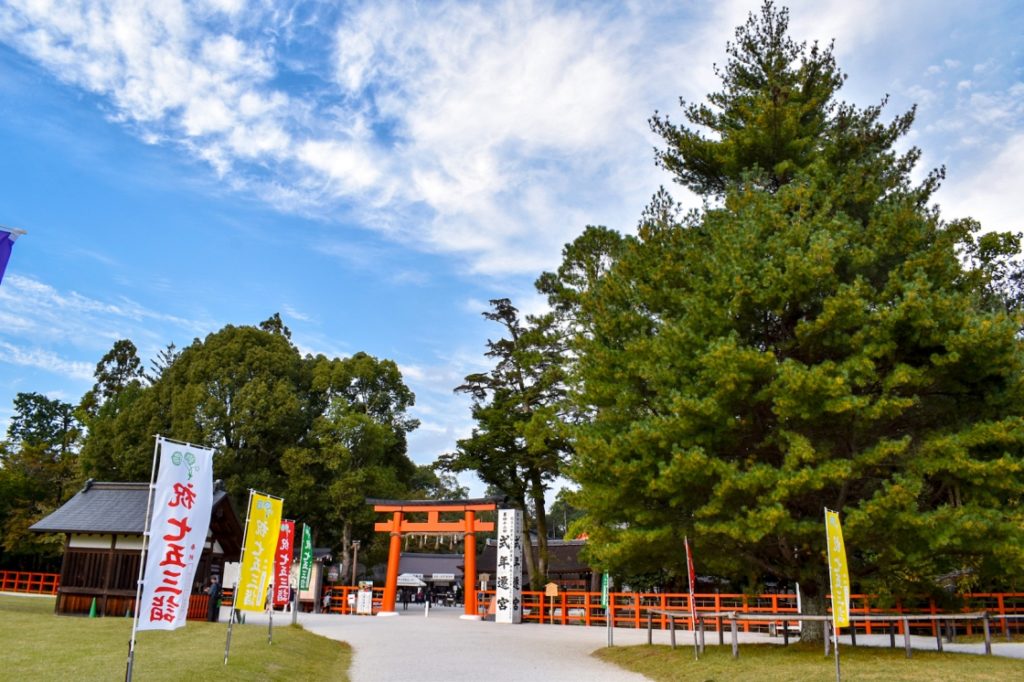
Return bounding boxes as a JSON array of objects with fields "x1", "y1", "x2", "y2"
[
  {"x1": 397, "y1": 552, "x2": 465, "y2": 577},
  {"x1": 477, "y1": 539, "x2": 589, "y2": 574},
  {"x1": 29, "y1": 480, "x2": 231, "y2": 535}
]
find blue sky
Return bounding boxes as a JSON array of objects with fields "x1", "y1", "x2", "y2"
[{"x1": 1, "y1": 1, "x2": 1022, "y2": 496}]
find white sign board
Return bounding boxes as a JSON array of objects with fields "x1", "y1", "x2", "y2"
[
  {"x1": 356, "y1": 580, "x2": 374, "y2": 615},
  {"x1": 495, "y1": 508, "x2": 523, "y2": 624}
]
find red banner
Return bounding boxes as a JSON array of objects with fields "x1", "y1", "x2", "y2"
[
  {"x1": 273, "y1": 520, "x2": 295, "y2": 607},
  {"x1": 685, "y1": 536, "x2": 697, "y2": 622}
]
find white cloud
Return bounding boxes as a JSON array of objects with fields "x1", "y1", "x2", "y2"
[
  {"x1": 0, "y1": 274, "x2": 208, "y2": 378},
  {"x1": 0, "y1": 341, "x2": 94, "y2": 381},
  {"x1": 1, "y1": 0, "x2": 1019, "y2": 284},
  {"x1": 937, "y1": 132, "x2": 1024, "y2": 234},
  {"x1": 280, "y1": 304, "x2": 311, "y2": 323}
]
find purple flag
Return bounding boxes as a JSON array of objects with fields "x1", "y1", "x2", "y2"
[{"x1": 0, "y1": 227, "x2": 24, "y2": 286}]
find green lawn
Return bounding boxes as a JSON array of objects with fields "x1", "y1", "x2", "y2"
[
  {"x1": 0, "y1": 594, "x2": 350, "y2": 681},
  {"x1": 596, "y1": 641, "x2": 1024, "y2": 682}
]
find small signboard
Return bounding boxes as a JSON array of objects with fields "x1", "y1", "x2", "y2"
[
  {"x1": 600, "y1": 572, "x2": 610, "y2": 608},
  {"x1": 356, "y1": 580, "x2": 374, "y2": 615},
  {"x1": 545, "y1": 582, "x2": 559, "y2": 597},
  {"x1": 327, "y1": 564, "x2": 340, "y2": 582}
]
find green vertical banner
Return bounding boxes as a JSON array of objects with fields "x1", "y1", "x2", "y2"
[
  {"x1": 298, "y1": 524, "x2": 313, "y2": 591},
  {"x1": 600, "y1": 572, "x2": 610, "y2": 608}
]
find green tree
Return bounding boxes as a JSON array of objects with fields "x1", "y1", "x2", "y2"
[
  {"x1": 568, "y1": 1, "x2": 1024, "y2": 641},
  {"x1": 145, "y1": 342, "x2": 179, "y2": 384},
  {"x1": 77, "y1": 339, "x2": 155, "y2": 480},
  {"x1": 91, "y1": 339, "x2": 145, "y2": 401},
  {"x1": 281, "y1": 352, "x2": 419, "y2": 577},
  {"x1": 156, "y1": 321, "x2": 309, "y2": 501},
  {"x1": 440, "y1": 299, "x2": 571, "y2": 589},
  {"x1": 71, "y1": 317, "x2": 422, "y2": 570},
  {"x1": 410, "y1": 464, "x2": 469, "y2": 500},
  {"x1": 536, "y1": 225, "x2": 629, "y2": 338},
  {"x1": 6, "y1": 392, "x2": 80, "y2": 505},
  {"x1": 547, "y1": 487, "x2": 584, "y2": 540},
  {"x1": 0, "y1": 393, "x2": 80, "y2": 568}
]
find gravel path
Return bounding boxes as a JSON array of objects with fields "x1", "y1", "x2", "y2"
[
  {"x1": 287, "y1": 606, "x2": 653, "y2": 682},
  {"x1": 240, "y1": 605, "x2": 1024, "y2": 681}
]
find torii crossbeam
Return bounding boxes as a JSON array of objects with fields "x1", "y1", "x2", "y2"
[{"x1": 368, "y1": 497, "x2": 498, "y2": 618}]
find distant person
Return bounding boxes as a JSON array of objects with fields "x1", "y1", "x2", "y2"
[
  {"x1": 204, "y1": 574, "x2": 222, "y2": 622},
  {"x1": 401, "y1": 588, "x2": 410, "y2": 611},
  {"x1": 322, "y1": 591, "x2": 332, "y2": 613}
]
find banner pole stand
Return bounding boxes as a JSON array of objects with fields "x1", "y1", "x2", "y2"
[
  {"x1": 226, "y1": 489, "x2": 254, "y2": 665},
  {"x1": 125, "y1": 436, "x2": 161, "y2": 682},
  {"x1": 685, "y1": 536, "x2": 699, "y2": 661},
  {"x1": 224, "y1": 582, "x2": 238, "y2": 665},
  {"x1": 833, "y1": 621, "x2": 841, "y2": 682},
  {"x1": 268, "y1": 586, "x2": 274, "y2": 645}
]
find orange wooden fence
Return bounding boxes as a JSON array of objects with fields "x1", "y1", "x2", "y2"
[
  {"x1": 0, "y1": 571, "x2": 59, "y2": 595},
  {"x1": 321, "y1": 585, "x2": 385, "y2": 614},
  {"x1": 4, "y1": 570, "x2": 1022, "y2": 637},
  {"x1": 481, "y1": 589, "x2": 1024, "y2": 638}
]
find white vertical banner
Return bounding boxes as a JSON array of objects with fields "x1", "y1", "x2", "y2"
[
  {"x1": 495, "y1": 508, "x2": 523, "y2": 624},
  {"x1": 136, "y1": 438, "x2": 214, "y2": 631}
]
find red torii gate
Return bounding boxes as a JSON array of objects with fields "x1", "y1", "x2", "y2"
[{"x1": 368, "y1": 497, "x2": 497, "y2": 618}]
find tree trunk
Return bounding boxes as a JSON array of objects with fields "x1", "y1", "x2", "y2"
[
  {"x1": 799, "y1": 579, "x2": 828, "y2": 643},
  {"x1": 340, "y1": 522, "x2": 352, "y2": 584},
  {"x1": 528, "y1": 473, "x2": 550, "y2": 590},
  {"x1": 520, "y1": 521, "x2": 537, "y2": 589}
]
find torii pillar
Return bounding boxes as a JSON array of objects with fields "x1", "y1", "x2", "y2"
[{"x1": 368, "y1": 497, "x2": 497, "y2": 619}]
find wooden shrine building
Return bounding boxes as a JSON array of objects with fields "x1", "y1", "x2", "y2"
[{"x1": 30, "y1": 480, "x2": 243, "y2": 617}]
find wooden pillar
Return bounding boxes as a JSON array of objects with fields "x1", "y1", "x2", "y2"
[
  {"x1": 463, "y1": 510, "x2": 477, "y2": 617},
  {"x1": 380, "y1": 511, "x2": 403, "y2": 614}
]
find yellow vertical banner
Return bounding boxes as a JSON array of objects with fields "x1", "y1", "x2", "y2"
[
  {"x1": 237, "y1": 492, "x2": 283, "y2": 612},
  {"x1": 825, "y1": 508, "x2": 850, "y2": 628}
]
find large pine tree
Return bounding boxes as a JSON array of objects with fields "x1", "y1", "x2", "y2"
[{"x1": 566, "y1": 2, "x2": 1024, "y2": 640}]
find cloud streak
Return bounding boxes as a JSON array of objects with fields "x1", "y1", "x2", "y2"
[
  {"x1": 0, "y1": 274, "x2": 207, "y2": 380},
  {"x1": 4, "y1": 0, "x2": 1018, "y2": 279}
]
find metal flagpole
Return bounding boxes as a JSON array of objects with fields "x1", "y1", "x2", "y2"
[
  {"x1": 685, "y1": 536, "x2": 699, "y2": 660},
  {"x1": 833, "y1": 618, "x2": 841, "y2": 682},
  {"x1": 155, "y1": 435, "x2": 204, "y2": 448},
  {"x1": 225, "y1": 489, "x2": 254, "y2": 665},
  {"x1": 291, "y1": 587, "x2": 298, "y2": 625},
  {"x1": 125, "y1": 435, "x2": 162, "y2": 682},
  {"x1": 223, "y1": 581, "x2": 238, "y2": 664},
  {"x1": 268, "y1": 577, "x2": 274, "y2": 644},
  {"x1": 825, "y1": 508, "x2": 841, "y2": 682}
]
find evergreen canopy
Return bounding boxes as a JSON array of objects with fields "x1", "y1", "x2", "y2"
[{"x1": 561, "y1": 2, "x2": 1024, "y2": 608}]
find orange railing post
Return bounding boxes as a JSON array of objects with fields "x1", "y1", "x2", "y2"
[
  {"x1": 380, "y1": 511, "x2": 403, "y2": 614},
  {"x1": 463, "y1": 510, "x2": 477, "y2": 618}
]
